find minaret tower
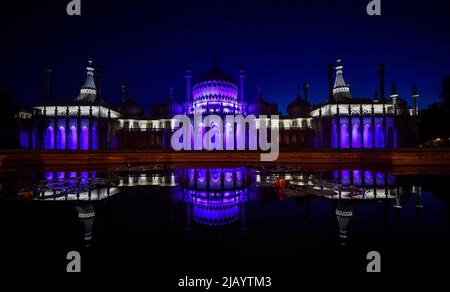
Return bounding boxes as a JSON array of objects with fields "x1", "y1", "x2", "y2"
[
  {"x1": 333, "y1": 58, "x2": 352, "y2": 101},
  {"x1": 239, "y1": 66, "x2": 246, "y2": 102},
  {"x1": 120, "y1": 83, "x2": 128, "y2": 103},
  {"x1": 75, "y1": 59, "x2": 97, "y2": 102},
  {"x1": 391, "y1": 84, "x2": 399, "y2": 115},
  {"x1": 412, "y1": 85, "x2": 419, "y2": 116},
  {"x1": 184, "y1": 67, "x2": 192, "y2": 114},
  {"x1": 304, "y1": 81, "x2": 309, "y2": 103},
  {"x1": 378, "y1": 64, "x2": 386, "y2": 101},
  {"x1": 43, "y1": 66, "x2": 52, "y2": 104}
]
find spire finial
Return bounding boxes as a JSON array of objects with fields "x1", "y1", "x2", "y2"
[
  {"x1": 169, "y1": 84, "x2": 175, "y2": 101},
  {"x1": 304, "y1": 81, "x2": 309, "y2": 102},
  {"x1": 296, "y1": 85, "x2": 301, "y2": 99},
  {"x1": 43, "y1": 66, "x2": 52, "y2": 103},
  {"x1": 412, "y1": 84, "x2": 419, "y2": 96},
  {"x1": 391, "y1": 83, "x2": 398, "y2": 96},
  {"x1": 256, "y1": 86, "x2": 263, "y2": 100},
  {"x1": 121, "y1": 83, "x2": 128, "y2": 103}
]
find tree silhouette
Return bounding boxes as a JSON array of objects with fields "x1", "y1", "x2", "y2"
[
  {"x1": 441, "y1": 75, "x2": 450, "y2": 112},
  {"x1": 419, "y1": 75, "x2": 450, "y2": 145},
  {"x1": 0, "y1": 91, "x2": 20, "y2": 149}
]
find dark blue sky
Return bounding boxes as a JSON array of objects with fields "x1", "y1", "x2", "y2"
[{"x1": 1, "y1": 0, "x2": 450, "y2": 114}]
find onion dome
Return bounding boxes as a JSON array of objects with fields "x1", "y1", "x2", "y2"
[
  {"x1": 247, "y1": 87, "x2": 278, "y2": 116},
  {"x1": 192, "y1": 200, "x2": 240, "y2": 226},
  {"x1": 192, "y1": 57, "x2": 238, "y2": 104},
  {"x1": 150, "y1": 86, "x2": 183, "y2": 119},
  {"x1": 118, "y1": 84, "x2": 144, "y2": 119},
  {"x1": 287, "y1": 83, "x2": 312, "y2": 118},
  {"x1": 75, "y1": 60, "x2": 97, "y2": 103}
]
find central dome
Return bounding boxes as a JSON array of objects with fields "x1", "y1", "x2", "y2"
[
  {"x1": 190, "y1": 58, "x2": 243, "y2": 115},
  {"x1": 192, "y1": 63, "x2": 238, "y2": 104}
]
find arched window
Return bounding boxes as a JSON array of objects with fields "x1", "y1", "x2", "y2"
[
  {"x1": 375, "y1": 123, "x2": 384, "y2": 148},
  {"x1": 340, "y1": 123, "x2": 349, "y2": 148},
  {"x1": 69, "y1": 126, "x2": 77, "y2": 150},
  {"x1": 363, "y1": 124, "x2": 372, "y2": 148},
  {"x1": 352, "y1": 124, "x2": 361, "y2": 148},
  {"x1": 57, "y1": 126, "x2": 66, "y2": 150},
  {"x1": 44, "y1": 126, "x2": 54, "y2": 150},
  {"x1": 81, "y1": 126, "x2": 89, "y2": 150}
]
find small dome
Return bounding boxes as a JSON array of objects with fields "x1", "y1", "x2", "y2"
[
  {"x1": 119, "y1": 99, "x2": 144, "y2": 119},
  {"x1": 247, "y1": 88, "x2": 278, "y2": 116},
  {"x1": 118, "y1": 84, "x2": 144, "y2": 118},
  {"x1": 150, "y1": 88, "x2": 182, "y2": 119},
  {"x1": 287, "y1": 93, "x2": 312, "y2": 118}
]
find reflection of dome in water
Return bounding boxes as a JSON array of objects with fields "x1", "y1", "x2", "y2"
[
  {"x1": 192, "y1": 198, "x2": 240, "y2": 226},
  {"x1": 183, "y1": 168, "x2": 248, "y2": 227}
]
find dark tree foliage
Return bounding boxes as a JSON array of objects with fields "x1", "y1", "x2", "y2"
[
  {"x1": 419, "y1": 75, "x2": 450, "y2": 144},
  {"x1": 441, "y1": 75, "x2": 450, "y2": 112},
  {"x1": 0, "y1": 91, "x2": 20, "y2": 149}
]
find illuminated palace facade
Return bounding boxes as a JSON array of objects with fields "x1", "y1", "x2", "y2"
[{"x1": 18, "y1": 58, "x2": 418, "y2": 151}]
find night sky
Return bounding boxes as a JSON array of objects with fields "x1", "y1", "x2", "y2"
[{"x1": 1, "y1": 0, "x2": 450, "y2": 114}]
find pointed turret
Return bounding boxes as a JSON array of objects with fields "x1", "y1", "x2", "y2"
[
  {"x1": 121, "y1": 83, "x2": 128, "y2": 103},
  {"x1": 412, "y1": 84, "x2": 419, "y2": 116},
  {"x1": 333, "y1": 58, "x2": 352, "y2": 101},
  {"x1": 75, "y1": 60, "x2": 97, "y2": 102},
  {"x1": 169, "y1": 84, "x2": 175, "y2": 101},
  {"x1": 304, "y1": 81, "x2": 309, "y2": 103},
  {"x1": 378, "y1": 64, "x2": 386, "y2": 101},
  {"x1": 42, "y1": 66, "x2": 52, "y2": 104},
  {"x1": 287, "y1": 84, "x2": 312, "y2": 118}
]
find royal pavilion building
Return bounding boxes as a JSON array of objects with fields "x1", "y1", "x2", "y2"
[{"x1": 17, "y1": 57, "x2": 419, "y2": 151}]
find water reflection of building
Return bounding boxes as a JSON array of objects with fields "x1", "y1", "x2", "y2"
[
  {"x1": 34, "y1": 171, "x2": 119, "y2": 201},
  {"x1": 116, "y1": 167, "x2": 250, "y2": 228},
  {"x1": 336, "y1": 201, "x2": 353, "y2": 245},
  {"x1": 181, "y1": 168, "x2": 249, "y2": 227},
  {"x1": 330, "y1": 170, "x2": 424, "y2": 245},
  {"x1": 118, "y1": 172, "x2": 178, "y2": 187},
  {"x1": 75, "y1": 203, "x2": 95, "y2": 246}
]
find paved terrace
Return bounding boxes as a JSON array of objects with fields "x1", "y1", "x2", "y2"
[{"x1": 1, "y1": 149, "x2": 450, "y2": 169}]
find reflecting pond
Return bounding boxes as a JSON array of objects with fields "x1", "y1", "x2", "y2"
[{"x1": 0, "y1": 165, "x2": 449, "y2": 273}]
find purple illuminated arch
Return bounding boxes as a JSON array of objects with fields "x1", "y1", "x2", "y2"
[
  {"x1": 375, "y1": 120, "x2": 385, "y2": 148},
  {"x1": 352, "y1": 124, "x2": 361, "y2": 148},
  {"x1": 69, "y1": 126, "x2": 77, "y2": 150},
  {"x1": 363, "y1": 123, "x2": 372, "y2": 148},
  {"x1": 57, "y1": 126, "x2": 66, "y2": 150},
  {"x1": 19, "y1": 130, "x2": 29, "y2": 149},
  {"x1": 340, "y1": 123, "x2": 349, "y2": 149},
  {"x1": 81, "y1": 126, "x2": 89, "y2": 150},
  {"x1": 44, "y1": 126, "x2": 54, "y2": 149},
  {"x1": 92, "y1": 125, "x2": 98, "y2": 150},
  {"x1": 332, "y1": 120, "x2": 338, "y2": 148}
]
